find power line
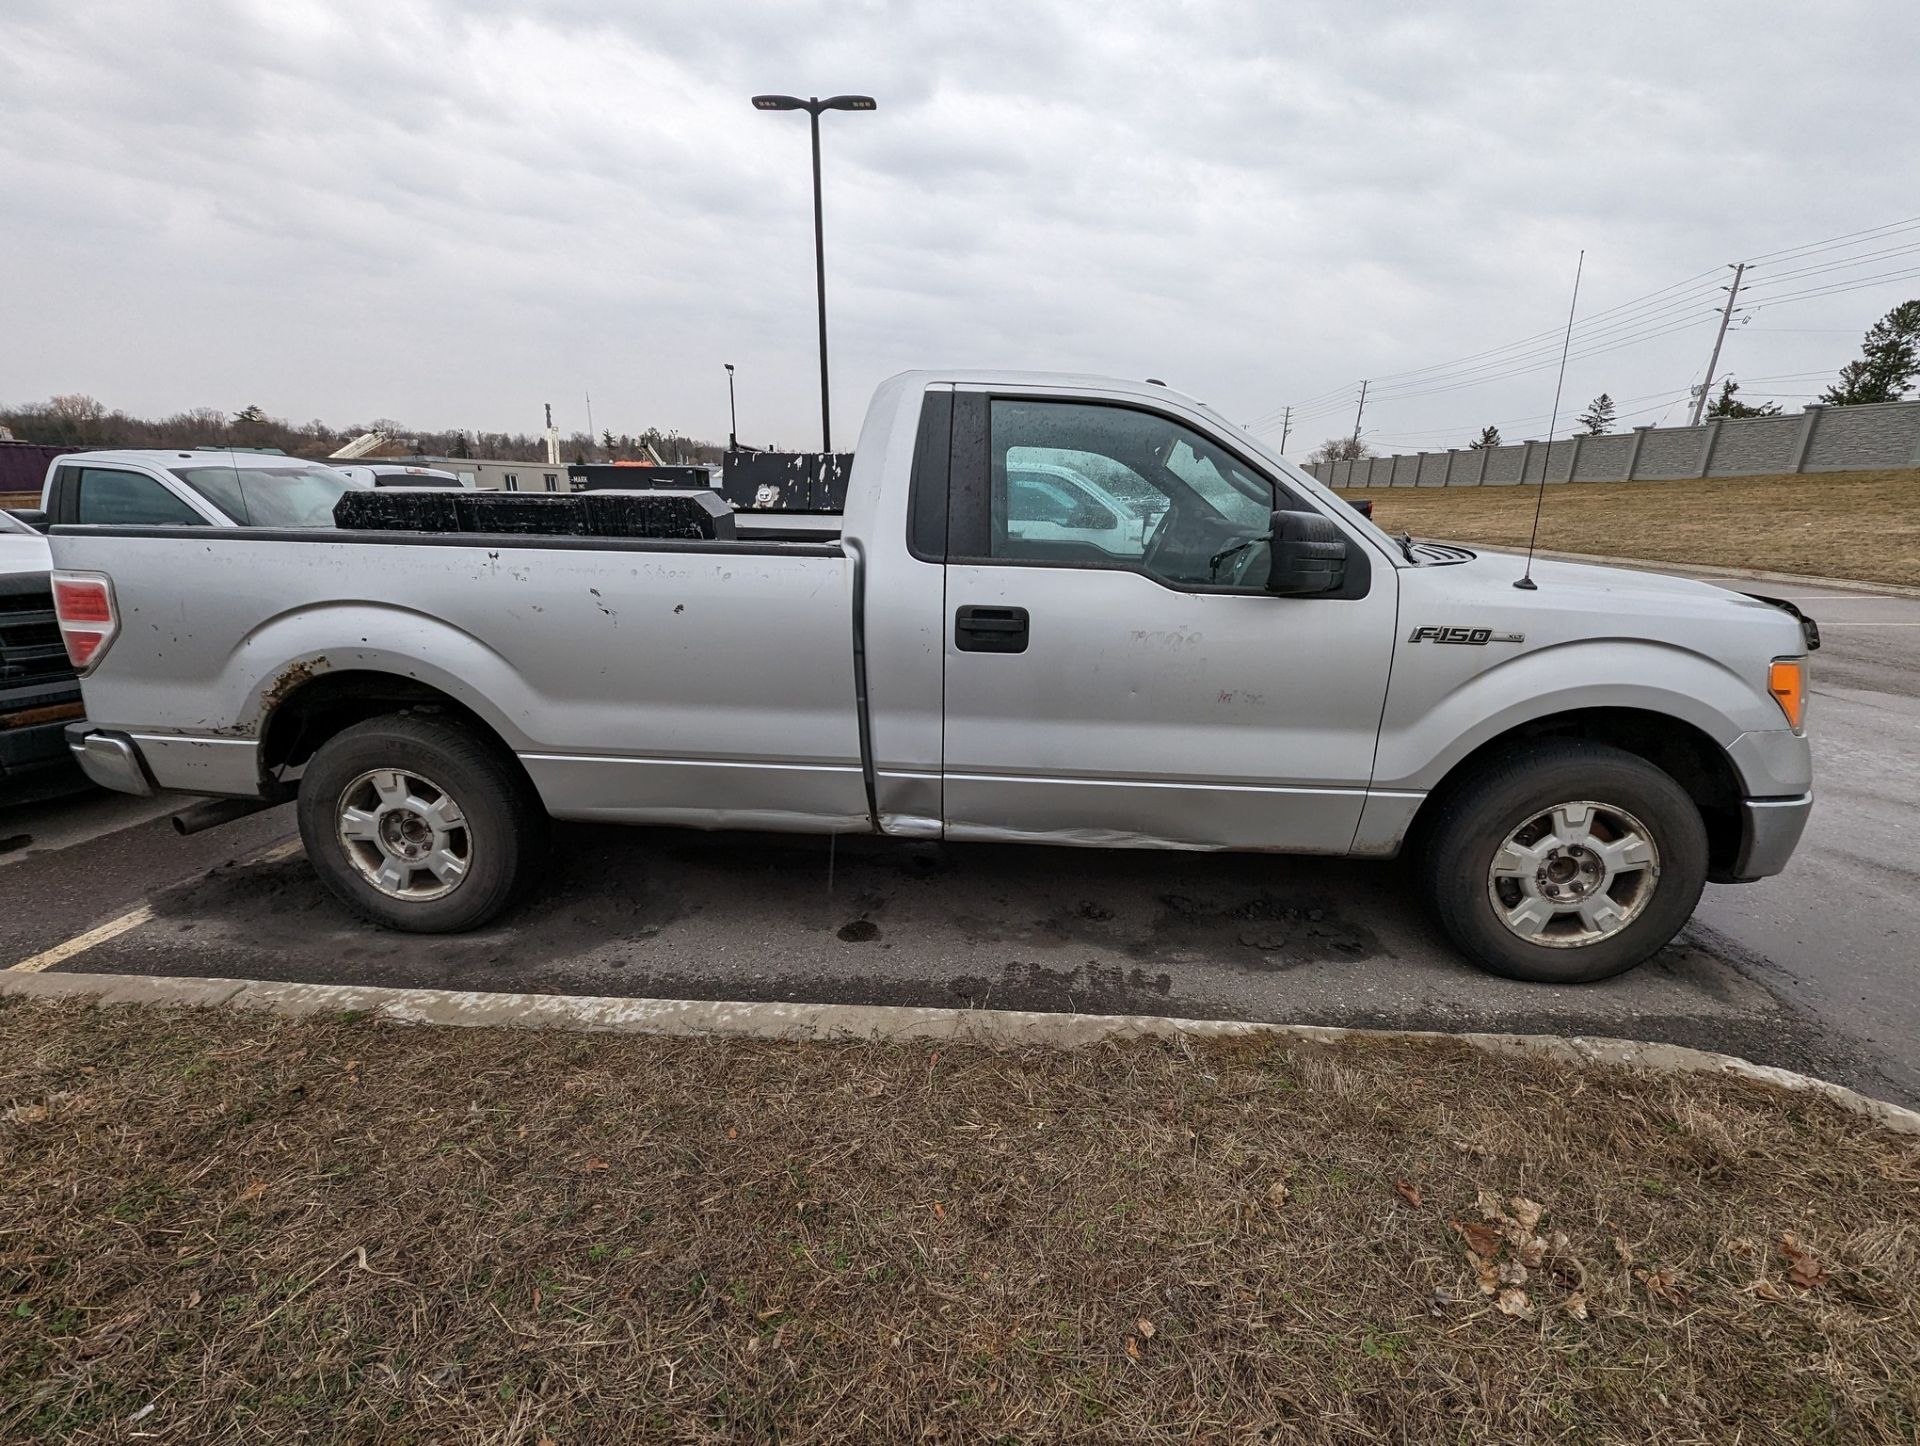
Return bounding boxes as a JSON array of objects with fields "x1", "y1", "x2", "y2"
[
  {"x1": 1362, "y1": 289, "x2": 1727, "y2": 401},
  {"x1": 1265, "y1": 213, "x2": 1920, "y2": 445},
  {"x1": 1741, "y1": 215, "x2": 1920, "y2": 266},
  {"x1": 1362, "y1": 266, "x2": 1723, "y2": 387},
  {"x1": 1744, "y1": 240, "x2": 1920, "y2": 288},
  {"x1": 1746, "y1": 264, "x2": 1920, "y2": 310},
  {"x1": 1247, "y1": 265, "x2": 1725, "y2": 429}
]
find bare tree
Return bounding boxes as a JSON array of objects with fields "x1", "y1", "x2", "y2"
[{"x1": 1306, "y1": 436, "x2": 1372, "y2": 466}]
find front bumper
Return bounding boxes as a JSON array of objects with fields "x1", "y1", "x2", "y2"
[
  {"x1": 1716, "y1": 792, "x2": 1813, "y2": 883},
  {"x1": 1, "y1": 687, "x2": 88, "y2": 801}
]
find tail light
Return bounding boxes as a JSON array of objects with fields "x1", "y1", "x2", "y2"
[{"x1": 51, "y1": 572, "x2": 118, "y2": 672}]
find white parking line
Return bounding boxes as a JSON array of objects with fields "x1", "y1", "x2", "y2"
[{"x1": 5, "y1": 837, "x2": 304, "y2": 974}]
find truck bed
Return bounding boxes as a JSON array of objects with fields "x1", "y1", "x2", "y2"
[{"x1": 52, "y1": 526, "x2": 869, "y2": 832}]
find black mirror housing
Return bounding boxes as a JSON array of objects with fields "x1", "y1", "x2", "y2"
[{"x1": 1266, "y1": 509, "x2": 1349, "y2": 595}]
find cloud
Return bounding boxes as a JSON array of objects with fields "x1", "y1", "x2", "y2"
[{"x1": 1, "y1": 0, "x2": 1914, "y2": 451}]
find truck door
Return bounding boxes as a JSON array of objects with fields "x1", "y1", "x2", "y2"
[{"x1": 937, "y1": 389, "x2": 1398, "y2": 852}]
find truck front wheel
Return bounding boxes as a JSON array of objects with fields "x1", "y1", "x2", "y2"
[
  {"x1": 296, "y1": 713, "x2": 544, "y2": 933},
  {"x1": 1419, "y1": 740, "x2": 1708, "y2": 983}
]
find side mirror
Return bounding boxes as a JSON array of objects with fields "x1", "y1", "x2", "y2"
[{"x1": 1266, "y1": 509, "x2": 1349, "y2": 595}]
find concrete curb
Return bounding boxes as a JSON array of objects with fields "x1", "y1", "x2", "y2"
[
  {"x1": 5, "y1": 968, "x2": 1917, "y2": 1137},
  {"x1": 1473, "y1": 545, "x2": 1920, "y2": 598}
]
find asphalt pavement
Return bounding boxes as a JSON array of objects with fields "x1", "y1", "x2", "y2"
[{"x1": 3, "y1": 564, "x2": 1914, "y2": 1107}]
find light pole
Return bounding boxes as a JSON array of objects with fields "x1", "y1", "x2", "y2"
[
  {"x1": 751, "y1": 93, "x2": 876, "y2": 453},
  {"x1": 723, "y1": 362, "x2": 738, "y2": 451}
]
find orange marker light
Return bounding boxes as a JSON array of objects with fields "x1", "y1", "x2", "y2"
[{"x1": 1768, "y1": 659, "x2": 1807, "y2": 732}]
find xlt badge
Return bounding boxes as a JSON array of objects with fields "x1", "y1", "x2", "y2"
[{"x1": 1408, "y1": 625, "x2": 1526, "y2": 645}]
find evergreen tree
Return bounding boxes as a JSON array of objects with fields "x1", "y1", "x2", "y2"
[
  {"x1": 1705, "y1": 379, "x2": 1781, "y2": 419},
  {"x1": 1575, "y1": 393, "x2": 1616, "y2": 435},
  {"x1": 1822, "y1": 299, "x2": 1920, "y2": 405},
  {"x1": 1468, "y1": 425, "x2": 1501, "y2": 449}
]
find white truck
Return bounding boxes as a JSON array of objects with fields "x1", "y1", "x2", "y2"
[{"x1": 48, "y1": 372, "x2": 1816, "y2": 983}]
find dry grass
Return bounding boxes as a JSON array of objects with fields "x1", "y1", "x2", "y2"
[
  {"x1": 2, "y1": 999, "x2": 1917, "y2": 1443},
  {"x1": 1341, "y1": 467, "x2": 1920, "y2": 587}
]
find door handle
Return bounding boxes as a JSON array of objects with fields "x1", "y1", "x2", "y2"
[{"x1": 955, "y1": 605, "x2": 1029, "y2": 654}]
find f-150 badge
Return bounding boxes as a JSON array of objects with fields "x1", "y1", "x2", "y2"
[{"x1": 1408, "y1": 626, "x2": 1526, "y2": 645}]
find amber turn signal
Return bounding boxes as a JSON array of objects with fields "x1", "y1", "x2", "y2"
[{"x1": 1768, "y1": 658, "x2": 1807, "y2": 732}]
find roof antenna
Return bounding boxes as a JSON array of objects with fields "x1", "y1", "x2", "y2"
[{"x1": 1515, "y1": 248, "x2": 1585, "y2": 590}]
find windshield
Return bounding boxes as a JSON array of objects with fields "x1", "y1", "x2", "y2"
[
  {"x1": 170, "y1": 464, "x2": 368, "y2": 527},
  {"x1": 1193, "y1": 398, "x2": 1409, "y2": 558}
]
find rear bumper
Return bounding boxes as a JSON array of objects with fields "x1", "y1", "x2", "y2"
[
  {"x1": 65, "y1": 725, "x2": 263, "y2": 798},
  {"x1": 1715, "y1": 792, "x2": 1813, "y2": 883},
  {"x1": 66, "y1": 725, "x2": 155, "y2": 797}
]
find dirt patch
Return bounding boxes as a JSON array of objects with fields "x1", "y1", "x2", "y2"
[
  {"x1": 951, "y1": 889, "x2": 1383, "y2": 969},
  {"x1": 147, "y1": 826, "x2": 684, "y2": 977},
  {"x1": 1345, "y1": 466, "x2": 1920, "y2": 587},
  {"x1": 3, "y1": 998, "x2": 1916, "y2": 1441}
]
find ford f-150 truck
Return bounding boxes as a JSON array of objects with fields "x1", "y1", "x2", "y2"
[{"x1": 47, "y1": 372, "x2": 1816, "y2": 983}]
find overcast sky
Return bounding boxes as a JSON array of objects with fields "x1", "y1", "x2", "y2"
[{"x1": 3, "y1": 1, "x2": 1917, "y2": 455}]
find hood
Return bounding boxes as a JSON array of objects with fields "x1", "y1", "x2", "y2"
[
  {"x1": 1398, "y1": 548, "x2": 1808, "y2": 657},
  {"x1": 1454, "y1": 550, "x2": 1743, "y2": 605}
]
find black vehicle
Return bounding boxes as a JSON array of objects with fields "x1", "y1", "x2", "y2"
[{"x1": 0, "y1": 509, "x2": 86, "y2": 803}]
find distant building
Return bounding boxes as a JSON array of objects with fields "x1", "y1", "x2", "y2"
[{"x1": 375, "y1": 456, "x2": 568, "y2": 493}]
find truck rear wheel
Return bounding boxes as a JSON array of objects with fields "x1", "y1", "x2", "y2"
[
  {"x1": 296, "y1": 713, "x2": 544, "y2": 933},
  {"x1": 1419, "y1": 740, "x2": 1708, "y2": 984}
]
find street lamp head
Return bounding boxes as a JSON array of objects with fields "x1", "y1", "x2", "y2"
[
  {"x1": 752, "y1": 94, "x2": 805, "y2": 111},
  {"x1": 820, "y1": 95, "x2": 877, "y2": 111},
  {"x1": 724, "y1": 362, "x2": 734, "y2": 373}
]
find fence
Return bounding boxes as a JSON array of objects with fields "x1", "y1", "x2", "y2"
[{"x1": 1303, "y1": 399, "x2": 1920, "y2": 489}]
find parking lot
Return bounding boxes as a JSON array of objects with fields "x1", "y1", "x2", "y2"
[{"x1": 6, "y1": 566, "x2": 1917, "y2": 1109}]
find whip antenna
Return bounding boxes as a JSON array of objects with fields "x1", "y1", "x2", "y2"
[{"x1": 1516, "y1": 249, "x2": 1584, "y2": 590}]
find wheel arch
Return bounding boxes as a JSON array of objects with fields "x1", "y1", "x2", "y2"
[
  {"x1": 1404, "y1": 706, "x2": 1744, "y2": 877},
  {"x1": 259, "y1": 668, "x2": 534, "y2": 798}
]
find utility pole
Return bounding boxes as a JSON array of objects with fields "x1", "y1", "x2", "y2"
[
  {"x1": 1278, "y1": 405, "x2": 1292, "y2": 453},
  {"x1": 1350, "y1": 380, "x2": 1369, "y2": 451},
  {"x1": 1689, "y1": 261, "x2": 1747, "y2": 426}
]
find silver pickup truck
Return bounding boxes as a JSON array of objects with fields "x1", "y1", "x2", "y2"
[{"x1": 48, "y1": 371, "x2": 1816, "y2": 983}]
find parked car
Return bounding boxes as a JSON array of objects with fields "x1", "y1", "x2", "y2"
[
  {"x1": 0, "y1": 508, "x2": 86, "y2": 803},
  {"x1": 37, "y1": 450, "x2": 367, "y2": 529},
  {"x1": 50, "y1": 371, "x2": 1815, "y2": 983},
  {"x1": 336, "y1": 464, "x2": 472, "y2": 489}
]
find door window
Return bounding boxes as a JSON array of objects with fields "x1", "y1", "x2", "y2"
[
  {"x1": 74, "y1": 469, "x2": 207, "y2": 526},
  {"x1": 988, "y1": 400, "x2": 1279, "y2": 589}
]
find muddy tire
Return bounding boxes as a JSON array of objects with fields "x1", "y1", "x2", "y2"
[
  {"x1": 296, "y1": 713, "x2": 544, "y2": 933},
  {"x1": 1419, "y1": 740, "x2": 1708, "y2": 984}
]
